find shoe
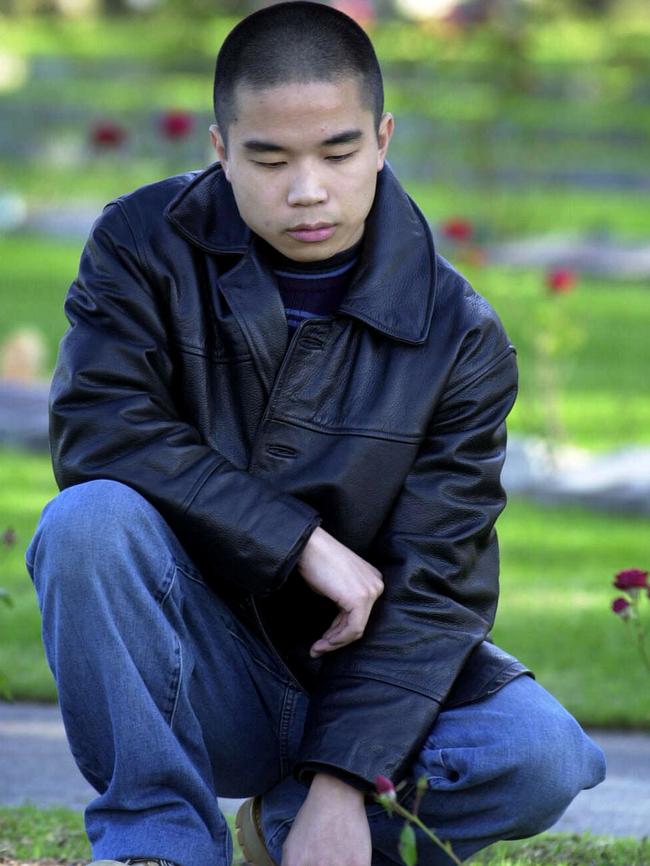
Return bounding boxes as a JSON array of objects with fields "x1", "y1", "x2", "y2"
[
  {"x1": 126, "y1": 861, "x2": 177, "y2": 866},
  {"x1": 126, "y1": 861, "x2": 177, "y2": 865},
  {"x1": 235, "y1": 796, "x2": 279, "y2": 866},
  {"x1": 87, "y1": 860, "x2": 177, "y2": 865}
]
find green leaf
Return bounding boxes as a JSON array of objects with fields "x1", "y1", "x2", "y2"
[
  {"x1": 399, "y1": 821, "x2": 418, "y2": 866},
  {"x1": 0, "y1": 587, "x2": 13, "y2": 607}
]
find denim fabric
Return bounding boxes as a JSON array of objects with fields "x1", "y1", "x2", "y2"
[
  {"x1": 261, "y1": 674, "x2": 606, "y2": 865},
  {"x1": 26, "y1": 480, "x2": 606, "y2": 866}
]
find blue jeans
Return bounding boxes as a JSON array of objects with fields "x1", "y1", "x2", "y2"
[{"x1": 25, "y1": 480, "x2": 606, "y2": 866}]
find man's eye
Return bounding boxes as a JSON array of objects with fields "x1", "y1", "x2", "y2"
[
  {"x1": 326, "y1": 153, "x2": 355, "y2": 162},
  {"x1": 254, "y1": 161, "x2": 285, "y2": 169}
]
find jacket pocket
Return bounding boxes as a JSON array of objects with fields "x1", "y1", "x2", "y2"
[{"x1": 174, "y1": 340, "x2": 252, "y2": 364}]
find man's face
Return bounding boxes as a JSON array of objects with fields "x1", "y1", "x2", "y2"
[{"x1": 210, "y1": 76, "x2": 394, "y2": 262}]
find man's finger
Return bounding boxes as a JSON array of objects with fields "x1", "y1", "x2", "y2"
[
  {"x1": 310, "y1": 626, "x2": 352, "y2": 656},
  {"x1": 320, "y1": 603, "x2": 362, "y2": 642},
  {"x1": 311, "y1": 603, "x2": 372, "y2": 655}
]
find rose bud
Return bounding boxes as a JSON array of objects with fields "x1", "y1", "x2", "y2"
[
  {"x1": 613, "y1": 569, "x2": 649, "y2": 591},
  {"x1": 374, "y1": 774, "x2": 397, "y2": 800},
  {"x1": 611, "y1": 597, "x2": 631, "y2": 620}
]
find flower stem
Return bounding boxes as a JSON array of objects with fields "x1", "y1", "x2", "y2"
[
  {"x1": 391, "y1": 802, "x2": 463, "y2": 866},
  {"x1": 634, "y1": 617, "x2": 650, "y2": 675},
  {"x1": 627, "y1": 591, "x2": 650, "y2": 675}
]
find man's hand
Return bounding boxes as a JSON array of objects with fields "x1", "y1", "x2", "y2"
[
  {"x1": 297, "y1": 526, "x2": 384, "y2": 658},
  {"x1": 281, "y1": 773, "x2": 372, "y2": 866}
]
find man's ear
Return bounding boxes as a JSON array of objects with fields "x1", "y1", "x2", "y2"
[
  {"x1": 209, "y1": 124, "x2": 230, "y2": 179},
  {"x1": 376, "y1": 112, "x2": 394, "y2": 172}
]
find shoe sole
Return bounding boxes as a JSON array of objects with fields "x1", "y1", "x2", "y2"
[{"x1": 235, "y1": 796, "x2": 279, "y2": 866}]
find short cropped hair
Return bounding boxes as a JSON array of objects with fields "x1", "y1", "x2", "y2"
[{"x1": 213, "y1": 1, "x2": 384, "y2": 151}]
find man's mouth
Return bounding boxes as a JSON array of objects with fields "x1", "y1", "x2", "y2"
[{"x1": 286, "y1": 223, "x2": 336, "y2": 243}]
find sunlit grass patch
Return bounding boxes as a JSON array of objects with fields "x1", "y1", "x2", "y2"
[{"x1": 0, "y1": 806, "x2": 648, "y2": 865}]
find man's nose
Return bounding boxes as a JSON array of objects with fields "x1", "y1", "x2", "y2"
[{"x1": 287, "y1": 166, "x2": 328, "y2": 207}]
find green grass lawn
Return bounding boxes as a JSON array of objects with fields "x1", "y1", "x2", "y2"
[
  {"x1": 0, "y1": 236, "x2": 74, "y2": 373},
  {"x1": 0, "y1": 805, "x2": 648, "y2": 865},
  {"x1": 1, "y1": 446, "x2": 648, "y2": 727},
  {"x1": 469, "y1": 266, "x2": 650, "y2": 450},
  {"x1": 493, "y1": 499, "x2": 650, "y2": 727},
  {"x1": 0, "y1": 449, "x2": 57, "y2": 699}
]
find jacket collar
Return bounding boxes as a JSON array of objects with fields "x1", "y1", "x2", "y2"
[{"x1": 165, "y1": 160, "x2": 437, "y2": 345}]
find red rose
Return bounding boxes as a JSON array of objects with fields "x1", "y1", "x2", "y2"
[
  {"x1": 613, "y1": 569, "x2": 649, "y2": 591},
  {"x1": 440, "y1": 218, "x2": 474, "y2": 242},
  {"x1": 90, "y1": 120, "x2": 127, "y2": 149},
  {"x1": 160, "y1": 110, "x2": 195, "y2": 140},
  {"x1": 546, "y1": 268, "x2": 578, "y2": 294},
  {"x1": 611, "y1": 597, "x2": 631, "y2": 619},
  {"x1": 374, "y1": 774, "x2": 396, "y2": 799}
]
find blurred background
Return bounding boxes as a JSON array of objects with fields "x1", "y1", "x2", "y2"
[{"x1": 0, "y1": 0, "x2": 648, "y2": 730}]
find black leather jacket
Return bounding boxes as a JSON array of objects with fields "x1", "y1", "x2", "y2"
[{"x1": 50, "y1": 161, "x2": 530, "y2": 796}]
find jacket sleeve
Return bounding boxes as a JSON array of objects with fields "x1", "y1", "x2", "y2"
[
  {"x1": 293, "y1": 312, "x2": 518, "y2": 793},
  {"x1": 49, "y1": 201, "x2": 321, "y2": 596}
]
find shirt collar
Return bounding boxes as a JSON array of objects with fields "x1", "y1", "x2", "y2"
[{"x1": 164, "y1": 161, "x2": 437, "y2": 345}]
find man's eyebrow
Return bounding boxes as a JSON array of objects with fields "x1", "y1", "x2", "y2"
[
  {"x1": 321, "y1": 129, "x2": 364, "y2": 146},
  {"x1": 242, "y1": 129, "x2": 364, "y2": 153},
  {"x1": 242, "y1": 139, "x2": 285, "y2": 153}
]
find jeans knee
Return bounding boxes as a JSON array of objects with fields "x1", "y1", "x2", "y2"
[
  {"x1": 36, "y1": 478, "x2": 149, "y2": 540},
  {"x1": 507, "y1": 717, "x2": 606, "y2": 837},
  {"x1": 26, "y1": 479, "x2": 168, "y2": 599}
]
